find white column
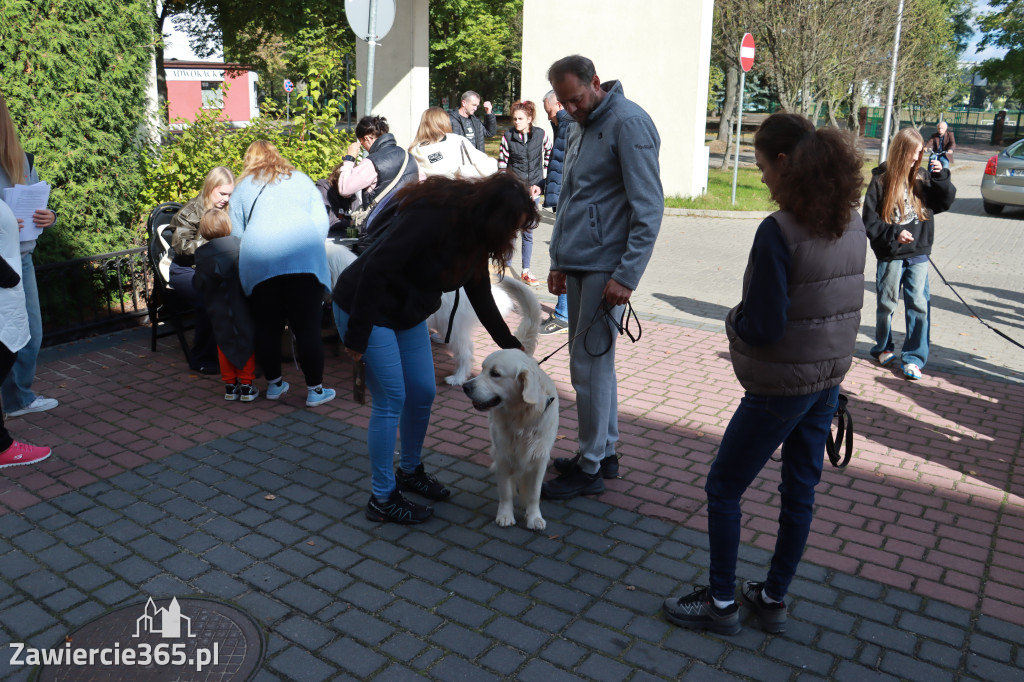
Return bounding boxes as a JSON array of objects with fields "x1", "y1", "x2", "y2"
[
  {"x1": 520, "y1": 0, "x2": 714, "y2": 198},
  {"x1": 354, "y1": 0, "x2": 430, "y2": 147}
]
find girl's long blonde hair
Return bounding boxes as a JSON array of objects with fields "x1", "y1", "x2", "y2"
[
  {"x1": 410, "y1": 107, "x2": 452, "y2": 149},
  {"x1": 880, "y1": 127, "x2": 927, "y2": 223},
  {"x1": 0, "y1": 91, "x2": 26, "y2": 184},
  {"x1": 201, "y1": 166, "x2": 235, "y2": 209},
  {"x1": 239, "y1": 140, "x2": 294, "y2": 185}
]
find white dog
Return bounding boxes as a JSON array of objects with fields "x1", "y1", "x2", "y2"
[
  {"x1": 428, "y1": 284, "x2": 516, "y2": 386},
  {"x1": 462, "y1": 278, "x2": 557, "y2": 530}
]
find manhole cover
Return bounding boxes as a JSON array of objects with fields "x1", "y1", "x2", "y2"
[{"x1": 33, "y1": 597, "x2": 263, "y2": 681}]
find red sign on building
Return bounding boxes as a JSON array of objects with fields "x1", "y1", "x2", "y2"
[{"x1": 164, "y1": 60, "x2": 259, "y2": 128}]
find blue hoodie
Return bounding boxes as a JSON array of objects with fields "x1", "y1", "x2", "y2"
[{"x1": 549, "y1": 81, "x2": 662, "y2": 291}]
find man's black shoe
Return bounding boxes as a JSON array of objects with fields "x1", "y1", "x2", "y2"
[
  {"x1": 552, "y1": 452, "x2": 619, "y2": 479},
  {"x1": 541, "y1": 463, "x2": 605, "y2": 499}
]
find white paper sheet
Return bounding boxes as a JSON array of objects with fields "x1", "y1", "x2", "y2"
[{"x1": 1, "y1": 181, "x2": 51, "y2": 242}]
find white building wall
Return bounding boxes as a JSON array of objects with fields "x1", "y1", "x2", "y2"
[
  {"x1": 520, "y1": 0, "x2": 714, "y2": 198},
  {"x1": 354, "y1": 0, "x2": 430, "y2": 147}
]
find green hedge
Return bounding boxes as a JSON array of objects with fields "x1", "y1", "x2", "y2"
[{"x1": 0, "y1": 0, "x2": 155, "y2": 263}]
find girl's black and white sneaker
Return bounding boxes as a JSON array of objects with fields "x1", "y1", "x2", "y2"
[
  {"x1": 396, "y1": 464, "x2": 451, "y2": 500},
  {"x1": 366, "y1": 489, "x2": 434, "y2": 524}
]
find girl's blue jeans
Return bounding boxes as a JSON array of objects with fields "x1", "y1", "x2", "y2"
[
  {"x1": 334, "y1": 306, "x2": 436, "y2": 500},
  {"x1": 705, "y1": 385, "x2": 840, "y2": 602}
]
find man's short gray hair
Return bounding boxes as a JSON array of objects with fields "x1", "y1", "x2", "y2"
[
  {"x1": 543, "y1": 90, "x2": 557, "y2": 105},
  {"x1": 461, "y1": 90, "x2": 481, "y2": 103}
]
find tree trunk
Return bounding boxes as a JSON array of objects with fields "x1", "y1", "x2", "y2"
[
  {"x1": 155, "y1": 4, "x2": 170, "y2": 126},
  {"x1": 718, "y1": 65, "x2": 738, "y2": 141},
  {"x1": 846, "y1": 86, "x2": 862, "y2": 136},
  {"x1": 827, "y1": 99, "x2": 839, "y2": 128}
]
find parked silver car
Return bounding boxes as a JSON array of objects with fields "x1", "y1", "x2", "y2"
[{"x1": 981, "y1": 139, "x2": 1024, "y2": 215}]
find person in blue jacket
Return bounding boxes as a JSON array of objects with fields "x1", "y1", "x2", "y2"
[{"x1": 539, "y1": 91, "x2": 573, "y2": 335}]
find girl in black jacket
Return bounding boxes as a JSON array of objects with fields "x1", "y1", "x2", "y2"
[
  {"x1": 333, "y1": 173, "x2": 535, "y2": 525},
  {"x1": 862, "y1": 127, "x2": 956, "y2": 380},
  {"x1": 498, "y1": 100, "x2": 551, "y2": 285}
]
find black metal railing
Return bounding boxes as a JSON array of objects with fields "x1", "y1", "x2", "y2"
[{"x1": 36, "y1": 247, "x2": 153, "y2": 347}]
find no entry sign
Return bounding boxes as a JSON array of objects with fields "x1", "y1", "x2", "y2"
[{"x1": 740, "y1": 33, "x2": 755, "y2": 72}]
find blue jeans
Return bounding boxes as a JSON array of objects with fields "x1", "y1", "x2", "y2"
[
  {"x1": 334, "y1": 306, "x2": 436, "y2": 500},
  {"x1": 705, "y1": 385, "x2": 839, "y2": 602},
  {"x1": 871, "y1": 259, "x2": 930, "y2": 368},
  {"x1": 1, "y1": 252, "x2": 42, "y2": 411},
  {"x1": 508, "y1": 227, "x2": 535, "y2": 271},
  {"x1": 553, "y1": 294, "x2": 568, "y2": 322}
]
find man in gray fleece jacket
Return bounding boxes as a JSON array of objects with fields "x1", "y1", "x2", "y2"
[{"x1": 542, "y1": 55, "x2": 663, "y2": 500}]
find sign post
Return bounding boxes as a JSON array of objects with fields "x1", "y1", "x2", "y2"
[
  {"x1": 731, "y1": 33, "x2": 755, "y2": 205},
  {"x1": 345, "y1": 0, "x2": 397, "y2": 117}
]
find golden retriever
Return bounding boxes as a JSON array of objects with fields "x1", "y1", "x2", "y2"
[{"x1": 462, "y1": 277, "x2": 557, "y2": 530}]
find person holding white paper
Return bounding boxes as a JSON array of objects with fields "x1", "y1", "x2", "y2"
[{"x1": 0, "y1": 91, "x2": 59, "y2": 419}]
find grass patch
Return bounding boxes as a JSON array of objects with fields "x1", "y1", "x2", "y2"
[{"x1": 666, "y1": 167, "x2": 776, "y2": 212}]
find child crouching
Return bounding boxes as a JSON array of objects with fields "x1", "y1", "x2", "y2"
[{"x1": 193, "y1": 208, "x2": 258, "y2": 401}]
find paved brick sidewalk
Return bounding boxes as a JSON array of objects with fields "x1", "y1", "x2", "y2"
[{"x1": 1, "y1": 305, "x2": 1022, "y2": 680}]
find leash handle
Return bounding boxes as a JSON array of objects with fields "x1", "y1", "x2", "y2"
[
  {"x1": 825, "y1": 394, "x2": 853, "y2": 468},
  {"x1": 538, "y1": 300, "x2": 641, "y2": 366}
]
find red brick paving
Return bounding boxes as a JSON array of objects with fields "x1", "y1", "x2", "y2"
[{"x1": 2, "y1": 318, "x2": 1022, "y2": 626}]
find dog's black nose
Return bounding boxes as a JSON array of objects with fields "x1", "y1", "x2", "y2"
[{"x1": 462, "y1": 381, "x2": 473, "y2": 398}]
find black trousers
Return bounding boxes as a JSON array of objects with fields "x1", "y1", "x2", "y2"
[
  {"x1": 169, "y1": 262, "x2": 218, "y2": 368},
  {"x1": 0, "y1": 345, "x2": 17, "y2": 451},
  {"x1": 248, "y1": 274, "x2": 326, "y2": 388}
]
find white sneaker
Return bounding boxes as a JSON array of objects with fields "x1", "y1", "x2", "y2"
[{"x1": 4, "y1": 396, "x2": 59, "y2": 419}]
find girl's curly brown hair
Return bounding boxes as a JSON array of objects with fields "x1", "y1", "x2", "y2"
[{"x1": 754, "y1": 112, "x2": 864, "y2": 240}]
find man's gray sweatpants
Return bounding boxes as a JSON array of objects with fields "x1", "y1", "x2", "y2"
[{"x1": 566, "y1": 271, "x2": 624, "y2": 475}]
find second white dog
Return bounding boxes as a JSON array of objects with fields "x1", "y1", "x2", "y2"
[
  {"x1": 427, "y1": 284, "x2": 516, "y2": 386},
  {"x1": 462, "y1": 278, "x2": 557, "y2": 530}
]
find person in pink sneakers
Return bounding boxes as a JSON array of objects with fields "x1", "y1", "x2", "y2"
[{"x1": 0, "y1": 199, "x2": 50, "y2": 468}]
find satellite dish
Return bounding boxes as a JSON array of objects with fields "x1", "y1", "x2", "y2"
[{"x1": 345, "y1": 0, "x2": 397, "y2": 42}]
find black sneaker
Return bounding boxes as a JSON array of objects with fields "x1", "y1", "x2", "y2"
[
  {"x1": 540, "y1": 316, "x2": 569, "y2": 335},
  {"x1": 238, "y1": 384, "x2": 260, "y2": 402},
  {"x1": 552, "y1": 452, "x2": 619, "y2": 479},
  {"x1": 395, "y1": 464, "x2": 451, "y2": 501},
  {"x1": 224, "y1": 382, "x2": 239, "y2": 401},
  {"x1": 740, "y1": 581, "x2": 787, "y2": 633},
  {"x1": 366, "y1": 488, "x2": 434, "y2": 524},
  {"x1": 541, "y1": 462, "x2": 605, "y2": 499},
  {"x1": 662, "y1": 586, "x2": 741, "y2": 635}
]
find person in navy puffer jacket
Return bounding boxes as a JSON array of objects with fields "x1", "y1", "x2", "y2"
[{"x1": 539, "y1": 91, "x2": 574, "y2": 334}]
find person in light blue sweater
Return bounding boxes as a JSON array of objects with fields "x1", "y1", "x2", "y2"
[{"x1": 229, "y1": 140, "x2": 335, "y2": 408}]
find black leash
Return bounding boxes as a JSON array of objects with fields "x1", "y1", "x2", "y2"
[
  {"x1": 825, "y1": 394, "x2": 853, "y2": 468},
  {"x1": 930, "y1": 259, "x2": 1024, "y2": 351},
  {"x1": 537, "y1": 300, "x2": 642, "y2": 366}
]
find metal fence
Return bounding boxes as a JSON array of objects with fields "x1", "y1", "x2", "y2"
[
  {"x1": 36, "y1": 247, "x2": 153, "y2": 347},
  {"x1": 862, "y1": 107, "x2": 1024, "y2": 145}
]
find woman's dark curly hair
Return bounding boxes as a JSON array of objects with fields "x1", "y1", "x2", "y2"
[
  {"x1": 754, "y1": 112, "x2": 864, "y2": 240},
  {"x1": 393, "y1": 172, "x2": 538, "y2": 275}
]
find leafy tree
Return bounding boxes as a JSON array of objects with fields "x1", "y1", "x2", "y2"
[
  {"x1": 428, "y1": 0, "x2": 523, "y2": 109},
  {"x1": 0, "y1": 0, "x2": 155, "y2": 262},
  {"x1": 976, "y1": 0, "x2": 1024, "y2": 104}
]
